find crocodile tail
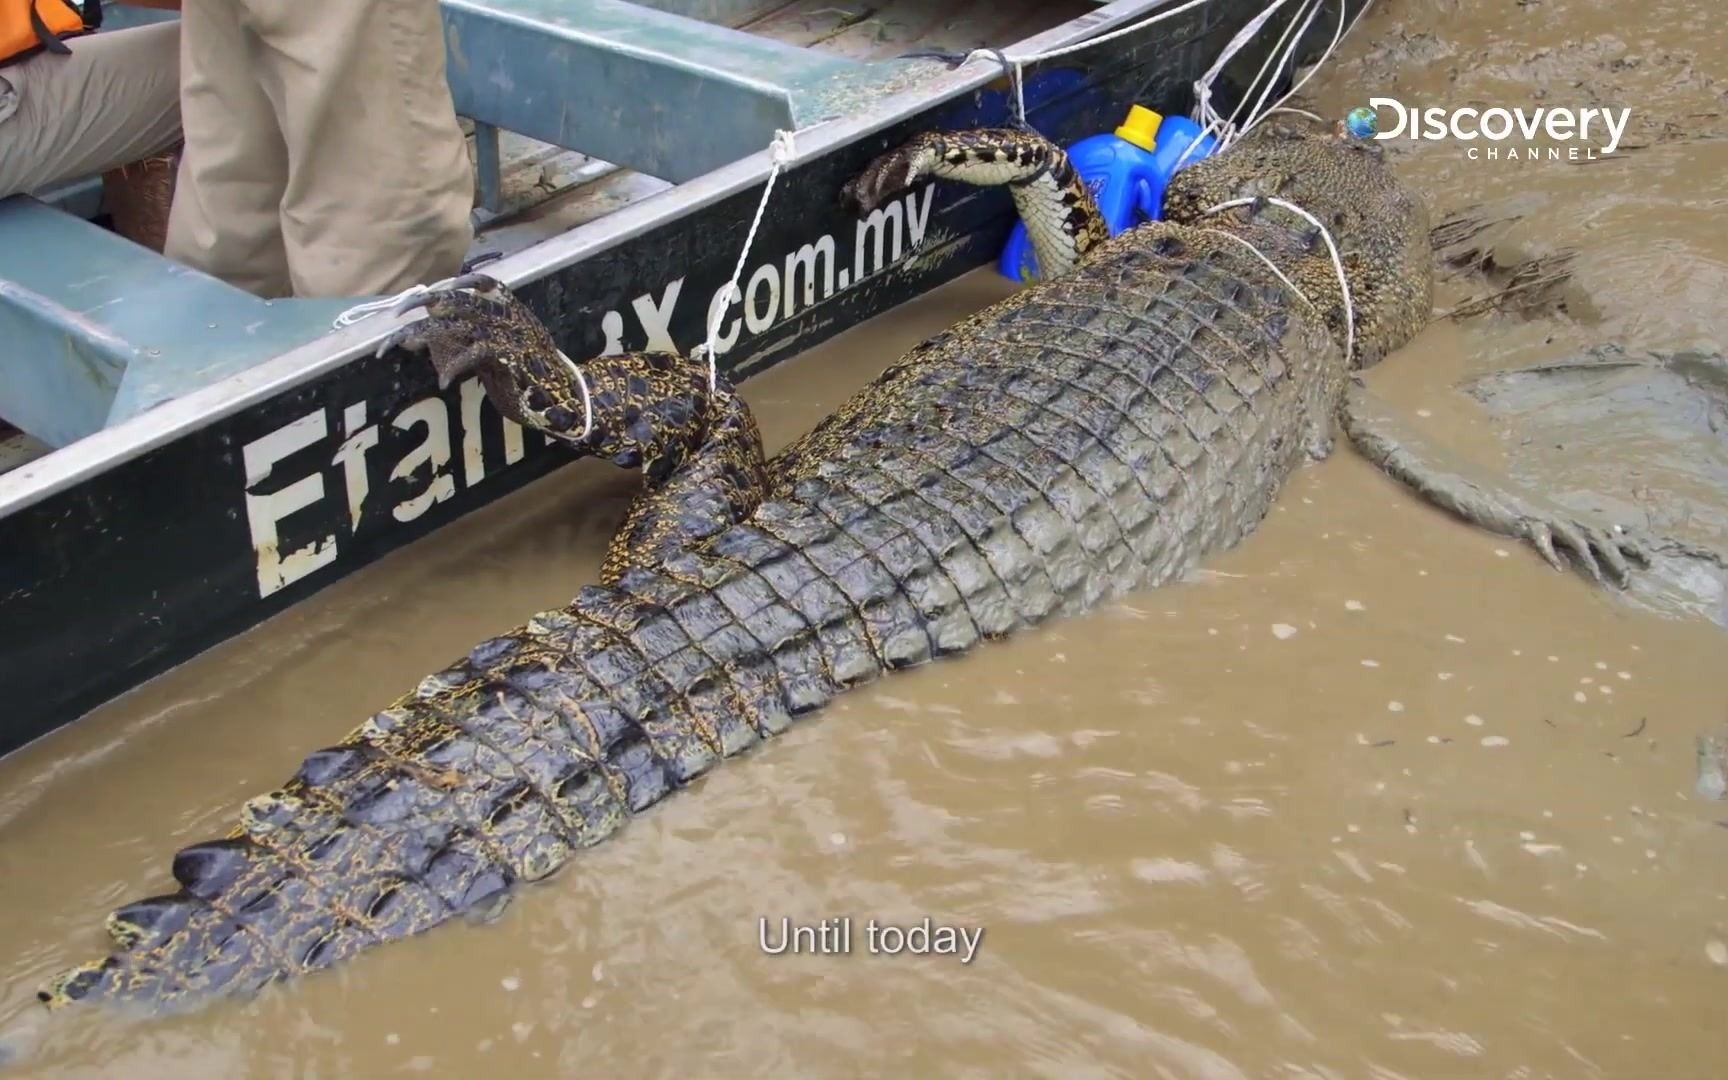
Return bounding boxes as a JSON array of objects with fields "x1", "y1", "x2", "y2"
[{"x1": 36, "y1": 569, "x2": 818, "y2": 1010}]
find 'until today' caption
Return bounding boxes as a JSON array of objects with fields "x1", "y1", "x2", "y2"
[{"x1": 759, "y1": 917, "x2": 984, "y2": 964}]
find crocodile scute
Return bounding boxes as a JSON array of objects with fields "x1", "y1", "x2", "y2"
[{"x1": 39, "y1": 120, "x2": 1438, "y2": 1012}]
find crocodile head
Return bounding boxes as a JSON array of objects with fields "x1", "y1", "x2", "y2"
[{"x1": 1161, "y1": 120, "x2": 1434, "y2": 369}]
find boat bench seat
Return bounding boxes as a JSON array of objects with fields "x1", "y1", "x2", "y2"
[
  {"x1": 444, "y1": 0, "x2": 878, "y2": 185},
  {"x1": 0, "y1": 196, "x2": 350, "y2": 448}
]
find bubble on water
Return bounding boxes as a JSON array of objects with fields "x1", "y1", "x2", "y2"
[
  {"x1": 1388, "y1": 701, "x2": 1405, "y2": 713},
  {"x1": 830, "y1": 832, "x2": 847, "y2": 847},
  {"x1": 1481, "y1": 736, "x2": 1510, "y2": 747},
  {"x1": 1361, "y1": 659, "x2": 1380, "y2": 668},
  {"x1": 1438, "y1": 672, "x2": 1454, "y2": 681},
  {"x1": 1511, "y1": 649, "x2": 1523, "y2": 657},
  {"x1": 1464, "y1": 714, "x2": 1484, "y2": 726},
  {"x1": 1598, "y1": 685, "x2": 1613, "y2": 696},
  {"x1": 1573, "y1": 692, "x2": 1588, "y2": 704},
  {"x1": 386, "y1": 1033, "x2": 401, "y2": 1046},
  {"x1": 1271, "y1": 623, "x2": 1299, "y2": 639},
  {"x1": 1547, "y1": 655, "x2": 1560, "y2": 662},
  {"x1": 1426, "y1": 735, "x2": 1441, "y2": 744},
  {"x1": 582, "y1": 994, "x2": 598, "y2": 1009},
  {"x1": 1416, "y1": 408, "x2": 1433, "y2": 418},
  {"x1": 1520, "y1": 831, "x2": 1536, "y2": 840},
  {"x1": 501, "y1": 976, "x2": 521, "y2": 992},
  {"x1": 1581, "y1": 676, "x2": 1594, "y2": 684},
  {"x1": 1617, "y1": 671, "x2": 1632, "y2": 680},
  {"x1": 1707, "y1": 940, "x2": 1728, "y2": 966},
  {"x1": 1595, "y1": 661, "x2": 1608, "y2": 670},
  {"x1": 512, "y1": 1022, "x2": 533, "y2": 1042},
  {"x1": 1494, "y1": 548, "x2": 1510, "y2": 558},
  {"x1": 1345, "y1": 599, "x2": 1366, "y2": 611}
]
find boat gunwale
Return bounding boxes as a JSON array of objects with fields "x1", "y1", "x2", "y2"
[{"x1": 0, "y1": 0, "x2": 1173, "y2": 519}]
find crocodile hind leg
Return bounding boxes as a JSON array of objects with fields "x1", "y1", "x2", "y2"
[
  {"x1": 1340, "y1": 381, "x2": 1654, "y2": 586},
  {"x1": 841, "y1": 128, "x2": 1108, "y2": 279}
]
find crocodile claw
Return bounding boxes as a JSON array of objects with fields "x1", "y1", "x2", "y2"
[
  {"x1": 1520, "y1": 514, "x2": 1649, "y2": 589},
  {"x1": 386, "y1": 273, "x2": 507, "y2": 321},
  {"x1": 373, "y1": 275, "x2": 554, "y2": 394}
]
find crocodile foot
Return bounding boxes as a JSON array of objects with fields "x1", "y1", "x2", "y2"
[
  {"x1": 842, "y1": 127, "x2": 1106, "y2": 279},
  {"x1": 1342, "y1": 381, "x2": 1662, "y2": 588},
  {"x1": 375, "y1": 274, "x2": 596, "y2": 442}
]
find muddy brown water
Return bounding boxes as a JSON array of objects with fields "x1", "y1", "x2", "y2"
[{"x1": 5, "y1": 1, "x2": 1728, "y2": 1075}]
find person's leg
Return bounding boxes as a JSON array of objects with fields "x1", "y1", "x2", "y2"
[
  {"x1": 0, "y1": 22, "x2": 181, "y2": 199},
  {"x1": 161, "y1": 0, "x2": 293, "y2": 298},
  {"x1": 242, "y1": 0, "x2": 475, "y2": 298}
]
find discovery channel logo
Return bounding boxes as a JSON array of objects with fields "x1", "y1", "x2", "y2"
[{"x1": 1344, "y1": 98, "x2": 1631, "y2": 161}]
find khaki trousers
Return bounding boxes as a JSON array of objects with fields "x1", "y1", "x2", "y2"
[
  {"x1": 164, "y1": 0, "x2": 475, "y2": 299},
  {"x1": 0, "y1": 22, "x2": 182, "y2": 199}
]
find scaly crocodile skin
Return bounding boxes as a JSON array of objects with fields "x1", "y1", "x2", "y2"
[{"x1": 40, "y1": 121, "x2": 1433, "y2": 1012}]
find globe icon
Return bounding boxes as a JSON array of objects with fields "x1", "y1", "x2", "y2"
[{"x1": 1345, "y1": 106, "x2": 1379, "y2": 139}]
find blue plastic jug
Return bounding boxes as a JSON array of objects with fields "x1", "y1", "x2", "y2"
[{"x1": 997, "y1": 107, "x2": 1219, "y2": 284}]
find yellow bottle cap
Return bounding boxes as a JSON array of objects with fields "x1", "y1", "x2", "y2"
[{"x1": 1114, "y1": 105, "x2": 1162, "y2": 151}]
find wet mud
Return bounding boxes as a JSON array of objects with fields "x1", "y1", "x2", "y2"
[{"x1": 4, "y1": 0, "x2": 1728, "y2": 1075}]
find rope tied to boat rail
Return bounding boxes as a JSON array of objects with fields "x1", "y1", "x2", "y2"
[
  {"x1": 331, "y1": 274, "x2": 468, "y2": 329},
  {"x1": 1179, "y1": 0, "x2": 1374, "y2": 170},
  {"x1": 691, "y1": 128, "x2": 799, "y2": 394},
  {"x1": 960, "y1": 0, "x2": 1214, "y2": 131},
  {"x1": 952, "y1": 0, "x2": 1371, "y2": 170}
]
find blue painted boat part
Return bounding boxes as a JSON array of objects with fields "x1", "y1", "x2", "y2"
[{"x1": 0, "y1": 199, "x2": 355, "y2": 448}]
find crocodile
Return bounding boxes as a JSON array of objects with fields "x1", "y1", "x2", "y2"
[{"x1": 38, "y1": 119, "x2": 1659, "y2": 1013}]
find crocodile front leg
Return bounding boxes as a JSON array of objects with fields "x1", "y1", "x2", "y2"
[
  {"x1": 842, "y1": 128, "x2": 1108, "y2": 278},
  {"x1": 1340, "y1": 380, "x2": 1653, "y2": 586}
]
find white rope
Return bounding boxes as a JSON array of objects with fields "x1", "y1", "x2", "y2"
[
  {"x1": 1231, "y1": 0, "x2": 1324, "y2": 140},
  {"x1": 1182, "y1": 0, "x2": 1305, "y2": 168},
  {"x1": 553, "y1": 348, "x2": 595, "y2": 441},
  {"x1": 1237, "y1": 0, "x2": 1372, "y2": 141},
  {"x1": 332, "y1": 275, "x2": 468, "y2": 329},
  {"x1": 1201, "y1": 196, "x2": 1354, "y2": 362},
  {"x1": 693, "y1": 128, "x2": 799, "y2": 392},
  {"x1": 1257, "y1": 106, "x2": 1326, "y2": 124},
  {"x1": 1193, "y1": 227, "x2": 1315, "y2": 311}
]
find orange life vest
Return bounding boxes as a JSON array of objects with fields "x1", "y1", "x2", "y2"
[{"x1": 1, "y1": 1, "x2": 101, "y2": 69}]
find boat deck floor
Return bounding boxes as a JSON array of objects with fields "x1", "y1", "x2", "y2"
[{"x1": 472, "y1": 0, "x2": 1095, "y2": 260}]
